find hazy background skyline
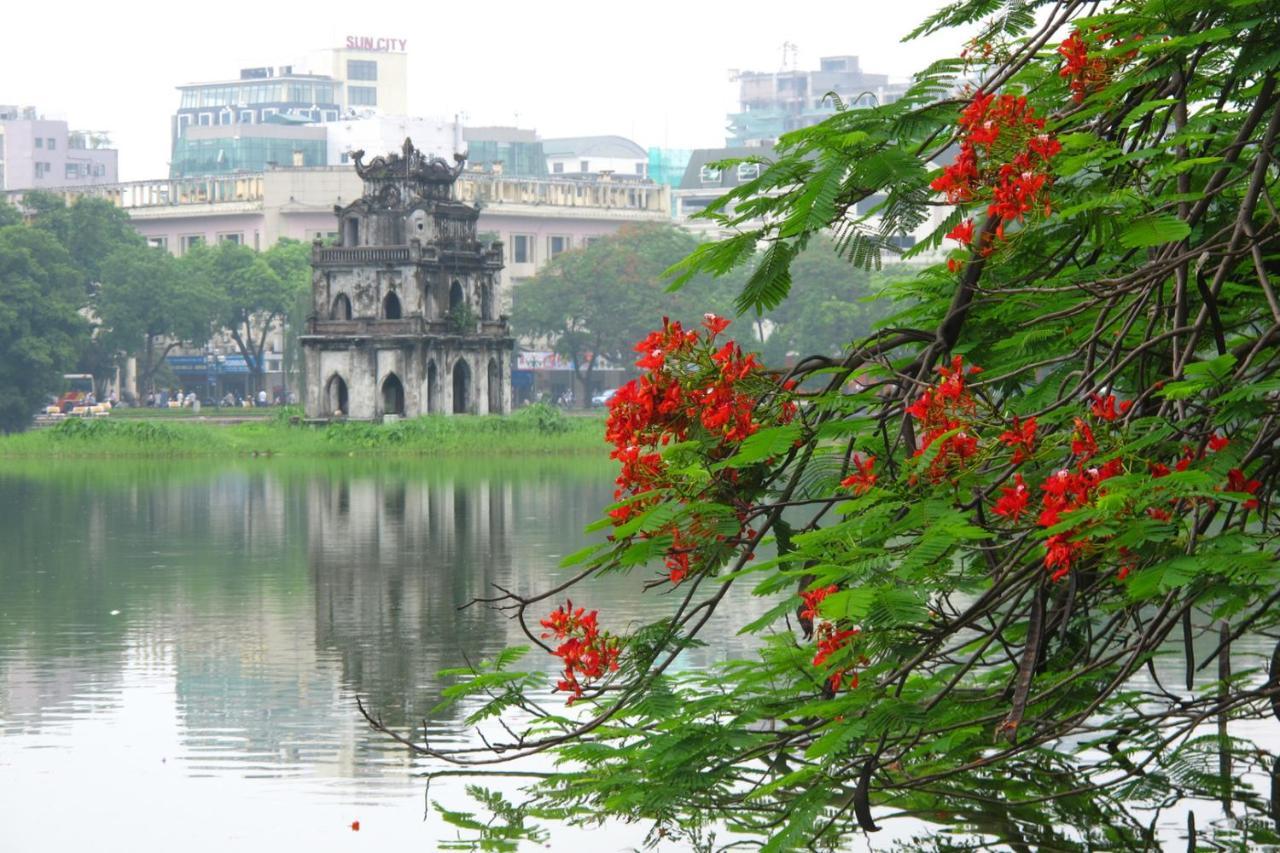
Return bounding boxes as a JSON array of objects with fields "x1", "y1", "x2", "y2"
[{"x1": 4, "y1": 0, "x2": 963, "y2": 181}]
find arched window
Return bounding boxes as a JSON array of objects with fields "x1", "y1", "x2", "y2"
[
  {"x1": 487, "y1": 358, "x2": 501, "y2": 414},
  {"x1": 426, "y1": 361, "x2": 438, "y2": 413},
  {"x1": 383, "y1": 291, "x2": 402, "y2": 319},
  {"x1": 452, "y1": 359, "x2": 471, "y2": 414},
  {"x1": 449, "y1": 279, "x2": 464, "y2": 313},
  {"x1": 381, "y1": 373, "x2": 405, "y2": 416},
  {"x1": 480, "y1": 280, "x2": 493, "y2": 321},
  {"x1": 330, "y1": 293, "x2": 352, "y2": 320},
  {"x1": 325, "y1": 374, "x2": 349, "y2": 417}
]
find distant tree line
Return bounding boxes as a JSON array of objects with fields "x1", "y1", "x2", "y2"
[
  {"x1": 512, "y1": 222, "x2": 910, "y2": 404},
  {"x1": 0, "y1": 192, "x2": 309, "y2": 433}
]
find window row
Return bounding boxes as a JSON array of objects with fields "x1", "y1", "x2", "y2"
[
  {"x1": 181, "y1": 107, "x2": 339, "y2": 130},
  {"x1": 33, "y1": 137, "x2": 56, "y2": 150},
  {"x1": 508, "y1": 233, "x2": 599, "y2": 264},
  {"x1": 179, "y1": 82, "x2": 337, "y2": 108}
]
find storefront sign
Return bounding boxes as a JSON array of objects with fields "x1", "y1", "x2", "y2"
[{"x1": 344, "y1": 36, "x2": 407, "y2": 52}]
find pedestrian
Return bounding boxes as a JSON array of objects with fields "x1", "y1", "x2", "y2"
[{"x1": 257, "y1": 389, "x2": 268, "y2": 407}]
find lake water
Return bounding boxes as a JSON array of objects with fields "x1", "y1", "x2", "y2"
[
  {"x1": 2, "y1": 459, "x2": 1277, "y2": 851},
  {"x1": 0, "y1": 458, "x2": 789, "y2": 852}
]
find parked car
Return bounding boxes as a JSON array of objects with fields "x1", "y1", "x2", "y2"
[{"x1": 591, "y1": 388, "x2": 619, "y2": 408}]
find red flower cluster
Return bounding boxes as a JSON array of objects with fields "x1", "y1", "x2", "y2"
[
  {"x1": 1227, "y1": 468, "x2": 1262, "y2": 511},
  {"x1": 840, "y1": 455, "x2": 877, "y2": 495},
  {"x1": 906, "y1": 356, "x2": 982, "y2": 481},
  {"x1": 998, "y1": 415, "x2": 1038, "y2": 464},
  {"x1": 932, "y1": 93, "x2": 1061, "y2": 259},
  {"x1": 1089, "y1": 393, "x2": 1132, "y2": 422},
  {"x1": 1038, "y1": 460, "x2": 1125, "y2": 581},
  {"x1": 604, "y1": 315, "x2": 796, "y2": 584},
  {"x1": 1058, "y1": 29, "x2": 1139, "y2": 103},
  {"x1": 541, "y1": 601, "x2": 621, "y2": 704},
  {"x1": 993, "y1": 473, "x2": 1030, "y2": 522},
  {"x1": 800, "y1": 584, "x2": 838, "y2": 621},
  {"x1": 814, "y1": 622, "x2": 862, "y2": 692}
]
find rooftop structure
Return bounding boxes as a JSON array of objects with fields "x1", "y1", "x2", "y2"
[
  {"x1": 541, "y1": 135, "x2": 649, "y2": 179},
  {"x1": 0, "y1": 105, "x2": 117, "y2": 191},
  {"x1": 727, "y1": 54, "x2": 909, "y2": 147}
]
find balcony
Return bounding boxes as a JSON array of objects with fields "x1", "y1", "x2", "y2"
[
  {"x1": 305, "y1": 316, "x2": 512, "y2": 338},
  {"x1": 313, "y1": 245, "x2": 412, "y2": 266}
]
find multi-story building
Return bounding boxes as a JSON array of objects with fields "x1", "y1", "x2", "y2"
[
  {"x1": 0, "y1": 106, "x2": 117, "y2": 191},
  {"x1": 171, "y1": 67, "x2": 340, "y2": 178},
  {"x1": 727, "y1": 55, "x2": 909, "y2": 147},
  {"x1": 301, "y1": 40, "x2": 409, "y2": 115},
  {"x1": 462, "y1": 127, "x2": 547, "y2": 178},
  {"x1": 542, "y1": 136, "x2": 649, "y2": 179}
]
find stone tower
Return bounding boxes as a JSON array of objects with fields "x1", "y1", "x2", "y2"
[{"x1": 301, "y1": 139, "x2": 513, "y2": 419}]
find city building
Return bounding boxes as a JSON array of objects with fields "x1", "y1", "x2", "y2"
[
  {"x1": 542, "y1": 136, "x2": 649, "y2": 179},
  {"x1": 300, "y1": 139, "x2": 513, "y2": 419},
  {"x1": 301, "y1": 39, "x2": 409, "y2": 115},
  {"x1": 462, "y1": 127, "x2": 547, "y2": 178},
  {"x1": 727, "y1": 54, "x2": 909, "y2": 147},
  {"x1": 0, "y1": 106, "x2": 117, "y2": 191},
  {"x1": 171, "y1": 67, "x2": 340, "y2": 177}
]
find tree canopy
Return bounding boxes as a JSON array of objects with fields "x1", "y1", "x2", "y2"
[
  {"x1": 0, "y1": 225, "x2": 87, "y2": 432},
  {"x1": 369, "y1": 0, "x2": 1280, "y2": 849}
]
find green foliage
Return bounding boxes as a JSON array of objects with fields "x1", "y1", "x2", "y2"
[
  {"x1": 0, "y1": 225, "x2": 87, "y2": 433},
  {"x1": 400, "y1": 1, "x2": 1280, "y2": 849}
]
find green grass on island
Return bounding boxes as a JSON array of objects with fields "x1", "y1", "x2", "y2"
[{"x1": 0, "y1": 404, "x2": 607, "y2": 458}]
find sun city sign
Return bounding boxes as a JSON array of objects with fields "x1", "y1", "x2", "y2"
[{"x1": 344, "y1": 36, "x2": 407, "y2": 52}]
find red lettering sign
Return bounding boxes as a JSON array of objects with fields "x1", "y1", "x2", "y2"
[{"x1": 342, "y1": 35, "x2": 406, "y2": 52}]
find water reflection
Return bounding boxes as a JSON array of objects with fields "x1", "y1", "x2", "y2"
[{"x1": 1, "y1": 459, "x2": 793, "y2": 850}]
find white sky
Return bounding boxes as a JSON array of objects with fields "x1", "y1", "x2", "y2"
[{"x1": 4, "y1": 0, "x2": 965, "y2": 181}]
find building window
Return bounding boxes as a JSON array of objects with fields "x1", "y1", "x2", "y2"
[
  {"x1": 92, "y1": 164, "x2": 106, "y2": 177},
  {"x1": 219, "y1": 109, "x2": 233, "y2": 126},
  {"x1": 322, "y1": 110, "x2": 338, "y2": 122},
  {"x1": 512, "y1": 234, "x2": 532, "y2": 264},
  {"x1": 580, "y1": 160, "x2": 589, "y2": 172},
  {"x1": 548, "y1": 235, "x2": 568, "y2": 258},
  {"x1": 65, "y1": 163, "x2": 80, "y2": 179},
  {"x1": 179, "y1": 114, "x2": 192, "y2": 134},
  {"x1": 34, "y1": 162, "x2": 49, "y2": 178},
  {"x1": 262, "y1": 108, "x2": 278, "y2": 121},
  {"x1": 217, "y1": 233, "x2": 243, "y2": 245},
  {"x1": 699, "y1": 165, "x2": 722, "y2": 184},
  {"x1": 47, "y1": 138, "x2": 56, "y2": 150},
  {"x1": 339, "y1": 152, "x2": 349, "y2": 164},
  {"x1": 181, "y1": 234, "x2": 204, "y2": 254},
  {"x1": 239, "y1": 110, "x2": 255, "y2": 124},
  {"x1": 198, "y1": 113, "x2": 213, "y2": 126},
  {"x1": 147, "y1": 236, "x2": 168, "y2": 251},
  {"x1": 34, "y1": 138, "x2": 43, "y2": 148},
  {"x1": 736, "y1": 162, "x2": 760, "y2": 181},
  {"x1": 349, "y1": 86, "x2": 377, "y2": 106},
  {"x1": 347, "y1": 59, "x2": 378, "y2": 81},
  {"x1": 635, "y1": 163, "x2": 646, "y2": 176},
  {"x1": 552, "y1": 161, "x2": 563, "y2": 174}
]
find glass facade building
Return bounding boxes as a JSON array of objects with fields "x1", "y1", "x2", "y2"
[{"x1": 171, "y1": 136, "x2": 326, "y2": 177}]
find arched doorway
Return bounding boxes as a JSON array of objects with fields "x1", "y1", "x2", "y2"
[
  {"x1": 452, "y1": 359, "x2": 471, "y2": 414},
  {"x1": 487, "y1": 358, "x2": 501, "y2": 414},
  {"x1": 325, "y1": 374, "x2": 348, "y2": 416},
  {"x1": 330, "y1": 293, "x2": 352, "y2": 320},
  {"x1": 383, "y1": 291, "x2": 402, "y2": 319},
  {"x1": 426, "y1": 360, "x2": 438, "y2": 413},
  {"x1": 449, "y1": 279, "x2": 464, "y2": 313},
  {"x1": 381, "y1": 373, "x2": 405, "y2": 416}
]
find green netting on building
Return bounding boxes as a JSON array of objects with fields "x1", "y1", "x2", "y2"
[{"x1": 647, "y1": 147, "x2": 692, "y2": 188}]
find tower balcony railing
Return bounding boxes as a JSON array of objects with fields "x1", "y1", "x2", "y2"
[
  {"x1": 306, "y1": 316, "x2": 511, "y2": 338},
  {"x1": 312, "y1": 242, "x2": 502, "y2": 267},
  {"x1": 313, "y1": 245, "x2": 413, "y2": 266}
]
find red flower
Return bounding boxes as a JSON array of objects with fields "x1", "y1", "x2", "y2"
[
  {"x1": 946, "y1": 219, "x2": 975, "y2": 246},
  {"x1": 800, "y1": 584, "x2": 838, "y2": 621},
  {"x1": 1208, "y1": 434, "x2": 1229, "y2": 452},
  {"x1": 542, "y1": 601, "x2": 621, "y2": 703},
  {"x1": 1071, "y1": 418, "x2": 1097, "y2": 459},
  {"x1": 998, "y1": 415, "x2": 1037, "y2": 464},
  {"x1": 1088, "y1": 393, "x2": 1131, "y2": 421},
  {"x1": 702, "y1": 313, "x2": 731, "y2": 336},
  {"x1": 840, "y1": 455, "x2": 877, "y2": 495},
  {"x1": 993, "y1": 473, "x2": 1030, "y2": 522},
  {"x1": 1226, "y1": 468, "x2": 1262, "y2": 510},
  {"x1": 350, "y1": 821, "x2": 361, "y2": 832}
]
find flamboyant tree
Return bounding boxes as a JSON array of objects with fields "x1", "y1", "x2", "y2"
[{"x1": 367, "y1": 0, "x2": 1280, "y2": 848}]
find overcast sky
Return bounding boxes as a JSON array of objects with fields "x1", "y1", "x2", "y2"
[{"x1": 4, "y1": 0, "x2": 966, "y2": 181}]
